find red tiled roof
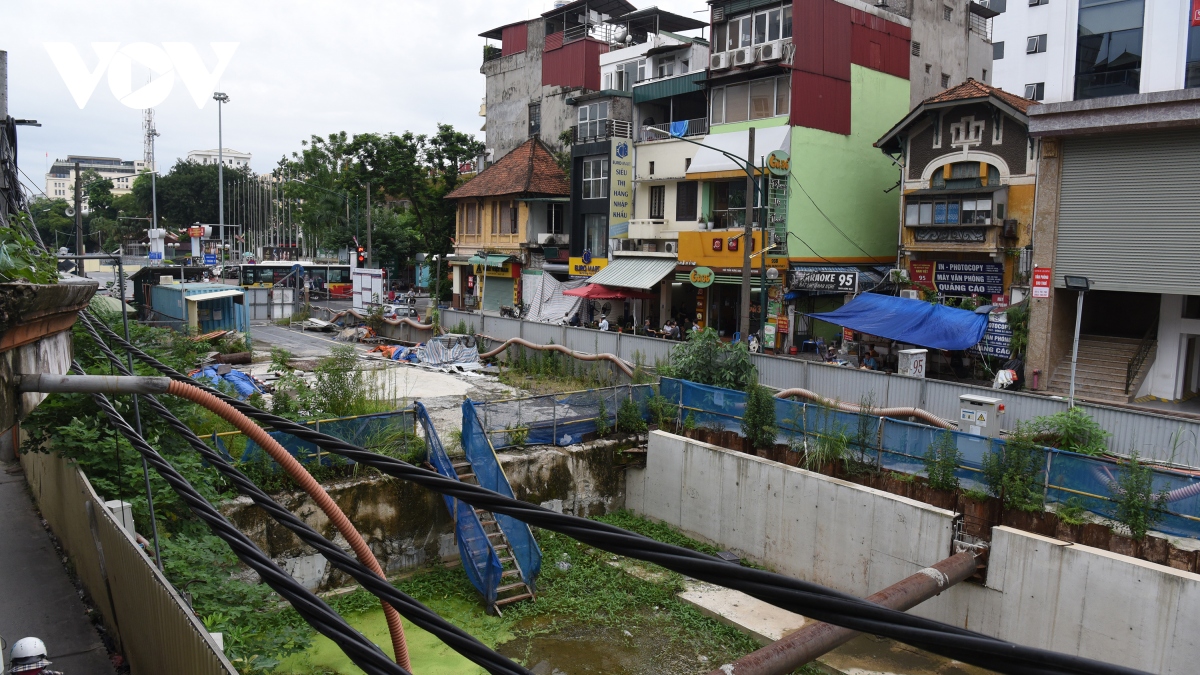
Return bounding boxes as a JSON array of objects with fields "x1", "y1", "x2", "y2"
[
  {"x1": 924, "y1": 78, "x2": 1035, "y2": 113},
  {"x1": 444, "y1": 138, "x2": 569, "y2": 200}
]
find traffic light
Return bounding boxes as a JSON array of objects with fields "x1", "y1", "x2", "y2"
[{"x1": 356, "y1": 246, "x2": 365, "y2": 265}]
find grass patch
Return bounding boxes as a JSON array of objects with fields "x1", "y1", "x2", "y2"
[{"x1": 277, "y1": 511, "x2": 765, "y2": 673}]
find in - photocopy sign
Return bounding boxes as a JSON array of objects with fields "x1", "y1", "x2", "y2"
[
  {"x1": 934, "y1": 262, "x2": 1003, "y2": 296},
  {"x1": 980, "y1": 311, "x2": 1013, "y2": 359}
]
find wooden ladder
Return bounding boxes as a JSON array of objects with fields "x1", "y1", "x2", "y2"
[{"x1": 452, "y1": 460, "x2": 535, "y2": 613}]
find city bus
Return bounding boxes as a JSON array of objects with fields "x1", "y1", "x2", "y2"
[{"x1": 238, "y1": 262, "x2": 353, "y2": 299}]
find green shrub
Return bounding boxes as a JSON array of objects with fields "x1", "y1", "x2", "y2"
[
  {"x1": 805, "y1": 404, "x2": 848, "y2": 471},
  {"x1": 741, "y1": 384, "x2": 778, "y2": 451},
  {"x1": 923, "y1": 431, "x2": 963, "y2": 491},
  {"x1": 646, "y1": 393, "x2": 675, "y2": 430},
  {"x1": 1112, "y1": 452, "x2": 1168, "y2": 540},
  {"x1": 981, "y1": 423, "x2": 1045, "y2": 511},
  {"x1": 616, "y1": 396, "x2": 648, "y2": 434},
  {"x1": 595, "y1": 398, "x2": 610, "y2": 437},
  {"x1": 1029, "y1": 407, "x2": 1109, "y2": 456},
  {"x1": 1056, "y1": 497, "x2": 1088, "y2": 526},
  {"x1": 662, "y1": 327, "x2": 756, "y2": 391},
  {"x1": 505, "y1": 423, "x2": 530, "y2": 447}
]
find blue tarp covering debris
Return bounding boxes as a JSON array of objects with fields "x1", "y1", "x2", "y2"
[
  {"x1": 808, "y1": 293, "x2": 988, "y2": 351},
  {"x1": 192, "y1": 366, "x2": 262, "y2": 399}
]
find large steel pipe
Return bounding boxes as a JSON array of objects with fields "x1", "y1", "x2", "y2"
[{"x1": 708, "y1": 551, "x2": 979, "y2": 675}]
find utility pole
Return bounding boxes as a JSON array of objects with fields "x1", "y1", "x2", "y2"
[
  {"x1": 366, "y1": 182, "x2": 372, "y2": 268},
  {"x1": 738, "y1": 127, "x2": 755, "y2": 341},
  {"x1": 74, "y1": 161, "x2": 84, "y2": 278},
  {"x1": 213, "y1": 92, "x2": 229, "y2": 265}
]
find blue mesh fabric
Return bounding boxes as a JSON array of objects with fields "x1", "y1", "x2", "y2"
[
  {"x1": 237, "y1": 410, "x2": 416, "y2": 467},
  {"x1": 414, "y1": 403, "x2": 503, "y2": 607},
  {"x1": 462, "y1": 401, "x2": 543, "y2": 585}
]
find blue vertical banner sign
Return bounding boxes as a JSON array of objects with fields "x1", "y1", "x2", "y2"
[{"x1": 609, "y1": 139, "x2": 633, "y2": 239}]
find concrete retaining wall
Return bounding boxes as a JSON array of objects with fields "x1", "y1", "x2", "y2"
[
  {"x1": 220, "y1": 440, "x2": 627, "y2": 590},
  {"x1": 626, "y1": 430, "x2": 1200, "y2": 674}
]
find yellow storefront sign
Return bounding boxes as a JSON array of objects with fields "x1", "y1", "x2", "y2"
[
  {"x1": 676, "y1": 231, "x2": 788, "y2": 271},
  {"x1": 568, "y1": 256, "x2": 608, "y2": 277}
]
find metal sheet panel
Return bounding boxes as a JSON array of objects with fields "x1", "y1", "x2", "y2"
[
  {"x1": 502, "y1": 23, "x2": 528, "y2": 56},
  {"x1": 632, "y1": 71, "x2": 706, "y2": 104},
  {"x1": 822, "y1": 0, "x2": 851, "y2": 81},
  {"x1": 790, "y1": 70, "x2": 851, "y2": 135},
  {"x1": 1057, "y1": 130, "x2": 1200, "y2": 295},
  {"x1": 21, "y1": 452, "x2": 237, "y2": 675},
  {"x1": 585, "y1": 257, "x2": 677, "y2": 289}
]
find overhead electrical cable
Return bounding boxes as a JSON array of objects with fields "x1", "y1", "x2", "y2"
[{"x1": 88, "y1": 314, "x2": 1148, "y2": 675}]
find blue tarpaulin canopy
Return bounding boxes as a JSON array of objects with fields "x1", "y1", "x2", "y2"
[{"x1": 807, "y1": 293, "x2": 988, "y2": 351}]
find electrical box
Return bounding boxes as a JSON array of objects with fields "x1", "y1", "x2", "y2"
[
  {"x1": 959, "y1": 394, "x2": 1005, "y2": 438},
  {"x1": 898, "y1": 349, "x2": 928, "y2": 378}
]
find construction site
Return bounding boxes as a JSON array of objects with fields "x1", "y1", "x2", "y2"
[{"x1": 1, "y1": 272, "x2": 1197, "y2": 675}]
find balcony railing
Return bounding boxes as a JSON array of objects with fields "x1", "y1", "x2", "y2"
[
  {"x1": 639, "y1": 117, "x2": 708, "y2": 143},
  {"x1": 573, "y1": 119, "x2": 632, "y2": 144}
]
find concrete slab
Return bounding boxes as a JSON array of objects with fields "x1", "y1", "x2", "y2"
[
  {"x1": 819, "y1": 633, "x2": 996, "y2": 675},
  {"x1": 0, "y1": 464, "x2": 114, "y2": 674},
  {"x1": 676, "y1": 580, "x2": 807, "y2": 646}
]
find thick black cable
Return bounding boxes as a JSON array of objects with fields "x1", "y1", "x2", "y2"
[
  {"x1": 68, "y1": 360, "x2": 407, "y2": 675},
  {"x1": 77, "y1": 313, "x2": 529, "y2": 675},
  {"x1": 91, "y1": 315, "x2": 1148, "y2": 675}
]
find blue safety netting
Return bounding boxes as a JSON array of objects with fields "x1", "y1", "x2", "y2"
[
  {"x1": 808, "y1": 292, "x2": 988, "y2": 351},
  {"x1": 462, "y1": 401, "x2": 542, "y2": 587},
  {"x1": 659, "y1": 377, "x2": 1200, "y2": 539},
  {"x1": 415, "y1": 402, "x2": 503, "y2": 608},
  {"x1": 474, "y1": 385, "x2": 656, "y2": 448},
  {"x1": 236, "y1": 410, "x2": 415, "y2": 468}
]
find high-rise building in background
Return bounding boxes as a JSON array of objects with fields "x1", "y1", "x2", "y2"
[{"x1": 44, "y1": 155, "x2": 150, "y2": 200}]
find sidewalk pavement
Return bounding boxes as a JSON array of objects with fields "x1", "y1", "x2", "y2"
[{"x1": 0, "y1": 462, "x2": 114, "y2": 674}]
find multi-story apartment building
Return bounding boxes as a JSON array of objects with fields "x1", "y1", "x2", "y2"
[
  {"x1": 44, "y1": 154, "x2": 150, "y2": 200},
  {"x1": 990, "y1": 0, "x2": 1199, "y2": 103},
  {"x1": 187, "y1": 148, "x2": 252, "y2": 168}
]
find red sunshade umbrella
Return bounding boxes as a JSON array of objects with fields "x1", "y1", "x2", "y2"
[{"x1": 563, "y1": 284, "x2": 654, "y2": 300}]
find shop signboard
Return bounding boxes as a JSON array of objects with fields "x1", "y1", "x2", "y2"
[
  {"x1": 980, "y1": 310, "x2": 1013, "y2": 359},
  {"x1": 763, "y1": 322, "x2": 777, "y2": 349},
  {"x1": 909, "y1": 261, "x2": 935, "y2": 290},
  {"x1": 689, "y1": 266, "x2": 715, "y2": 288},
  {"x1": 203, "y1": 254, "x2": 217, "y2": 265},
  {"x1": 934, "y1": 261, "x2": 1003, "y2": 296},
  {"x1": 1032, "y1": 266, "x2": 1052, "y2": 298},
  {"x1": 790, "y1": 269, "x2": 856, "y2": 293},
  {"x1": 766, "y1": 150, "x2": 790, "y2": 176},
  {"x1": 569, "y1": 251, "x2": 608, "y2": 277},
  {"x1": 609, "y1": 140, "x2": 633, "y2": 239}
]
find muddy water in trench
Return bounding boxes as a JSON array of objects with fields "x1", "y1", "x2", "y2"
[{"x1": 495, "y1": 618, "x2": 716, "y2": 675}]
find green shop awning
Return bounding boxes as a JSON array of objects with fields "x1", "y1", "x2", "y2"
[
  {"x1": 587, "y1": 257, "x2": 677, "y2": 289},
  {"x1": 633, "y1": 71, "x2": 706, "y2": 104},
  {"x1": 467, "y1": 254, "x2": 514, "y2": 268}
]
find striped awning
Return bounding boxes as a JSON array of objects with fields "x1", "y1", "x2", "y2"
[{"x1": 586, "y1": 257, "x2": 677, "y2": 290}]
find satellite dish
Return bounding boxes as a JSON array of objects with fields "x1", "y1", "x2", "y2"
[{"x1": 64, "y1": 207, "x2": 75, "y2": 218}]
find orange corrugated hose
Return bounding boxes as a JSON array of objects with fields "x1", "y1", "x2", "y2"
[{"x1": 166, "y1": 380, "x2": 412, "y2": 671}]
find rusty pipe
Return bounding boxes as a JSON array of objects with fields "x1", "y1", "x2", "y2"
[
  {"x1": 708, "y1": 551, "x2": 978, "y2": 675},
  {"x1": 330, "y1": 308, "x2": 434, "y2": 331},
  {"x1": 21, "y1": 375, "x2": 413, "y2": 670},
  {"x1": 774, "y1": 387, "x2": 954, "y2": 429},
  {"x1": 477, "y1": 335, "x2": 635, "y2": 377},
  {"x1": 165, "y1": 380, "x2": 412, "y2": 671}
]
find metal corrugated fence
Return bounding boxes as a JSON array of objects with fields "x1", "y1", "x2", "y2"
[
  {"x1": 439, "y1": 310, "x2": 1200, "y2": 466},
  {"x1": 21, "y1": 450, "x2": 236, "y2": 675}
]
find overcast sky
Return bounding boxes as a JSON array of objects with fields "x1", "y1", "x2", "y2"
[{"x1": 5, "y1": 0, "x2": 703, "y2": 195}]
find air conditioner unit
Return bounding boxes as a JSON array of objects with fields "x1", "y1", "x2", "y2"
[
  {"x1": 734, "y1": 46, "x2": 757, "y2": 67},
  {"x1": 759, "y1": 40, "x2": 784, "y2": 62},
  {"x1": 710, "y1": 52, "x2": 731, "y2": 70},
  {"x1": 900, "y1": 289, "x2": 920, "y2": 300},
  {"x1": 663, "y1": 241, "x2": 678, "y2": 255}
]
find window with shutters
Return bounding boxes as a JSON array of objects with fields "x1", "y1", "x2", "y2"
[
  {"x1": 547, "y1": 203, "x2": 565, "y2": 235},
  {"x1": 649, "y1": 185, "x2": 666, "y2": 219}
]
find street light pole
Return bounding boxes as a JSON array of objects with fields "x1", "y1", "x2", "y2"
[
  {"x1": 1064, "y1": 276, "x2": 1091, "y2": 408},
  {"x1": 643, "y1": 126, "x2": 766, "y2": 342},
  {"x1": 739, "y1": 127, "x2": 755, "y2": 341},
  {"x1": 213, "y1": 92, "x2": 229, "y2": 267}
]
